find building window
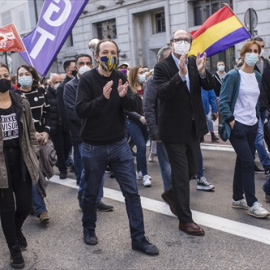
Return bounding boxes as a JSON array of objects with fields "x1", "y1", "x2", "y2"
[
  {"x1": 2, "y1": 10, "x2": 12, "y2": 25},
  {"x1": 152, "y1": 10, "x2": 166, "y2": 34},
  {"x1": 194, "y1": 0, "x2": 233, "y2": 26},
  {"x1": 96, "y1": 19, "x2": 117, "y2": 40},
  {"x1": 206, "y1": 46, "x2": 235, "y2": 74}
]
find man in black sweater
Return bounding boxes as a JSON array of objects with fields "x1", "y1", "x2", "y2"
[{"x1": 76, "y1": 40, "x2": 158, "y2": 256}]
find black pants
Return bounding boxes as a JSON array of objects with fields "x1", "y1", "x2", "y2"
[
  {"x1": 164, "y1": 126, "x2": 200, "y2": 223},
  {"x1": 51, "y1": 125, "x2": 72, "y2": 173},
  {"x1": 0, "y1": 148, "x2": 32, "y2": 247}
]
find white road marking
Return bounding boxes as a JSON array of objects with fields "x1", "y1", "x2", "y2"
[
  {"x1": 201, "y1": 143, "x2": 234, "y2": 152},
  {"x1": 50, "y1": 175, "x2": 270, "y2": 246}
]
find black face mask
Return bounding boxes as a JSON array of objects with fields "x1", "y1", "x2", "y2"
[
  {"x1": 0, "y1": 78, "x2": 11, "y2": 93},
  {"x1": 71, "y1": 70, "x2": 77, "y2": 77}
]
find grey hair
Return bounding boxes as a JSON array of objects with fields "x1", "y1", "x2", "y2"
[{"x1": 157, "y1": 46, "x2": 172, "y2": 61}]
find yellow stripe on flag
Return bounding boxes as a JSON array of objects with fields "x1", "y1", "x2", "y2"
[{"x1": 189, "y1": 16, "x2": 243, "y2": 56}]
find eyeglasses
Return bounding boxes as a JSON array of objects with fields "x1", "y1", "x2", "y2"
[{"x1": 173, "y1": 38, "x2": 191, "y2": 44}]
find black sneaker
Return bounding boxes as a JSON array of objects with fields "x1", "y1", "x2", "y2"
[
  {"x1": 96, "y1": 201, "x2": 114, "y2": 212},
  {"x1": 255, "y1": 165, "x2": 264, "y2": 174},
  {"x1": 83, "y1": 229, "x2": 98, "y2": 245},
  {"x1": 132, "y1": 236, "x2": 159, "y2": 256},
  {"x1": 59, "y1": 171, "x2": 67, "y2": 179},
  {"x1": 16, "y1": 231, "x2": 27, "y2": 251},
  {"x1": 265, "y1": 166, "x2": 270, "y2": 176},
  {"x1": 9, "y1": 244, "x2": 25, "y2": 269}
]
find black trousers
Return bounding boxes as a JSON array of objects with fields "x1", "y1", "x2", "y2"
[
  {"x1": 51, "y1": 125, "x2": 72, "y2": 173},
  {"x1": 0, "y1": 148, "x2": 32, "y2": 247},
  {"x1": 164, "y1": 126, "x2": 200, "y2": 223}
]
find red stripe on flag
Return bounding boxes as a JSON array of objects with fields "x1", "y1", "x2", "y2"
[{"x1": 192, "y1": 6, "x2": 234, "y2": 39}]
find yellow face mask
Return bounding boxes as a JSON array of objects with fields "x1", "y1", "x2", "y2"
[{"x1": 99, "y1": 55, "x2": 119, "y2": 72}]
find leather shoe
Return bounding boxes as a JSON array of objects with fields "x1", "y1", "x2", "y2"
[
  {"x1": 84, "y1": 229, "x2": 98, "y2": 245},
  {"x1": 161, "y1": 189, "x2": 176, "y2": 215},
  {"x1": 179, "y1": 222, "x2": 205, "y2": 236}
]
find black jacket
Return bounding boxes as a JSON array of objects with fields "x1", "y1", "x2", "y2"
[
  {"x1": 143, "y1": 76, "x2": 159, "y2": 141},
  {"x1": 57, "y1": 75, "x2": 72, "y2": 132},
  {"x1": 64, "y1": 76, "x2": 82, "y2": 143},
  {"x1": 76, "y1": 69, "x2": 136, "y2": 145},
  {"x1": 255, "y1": 57, "x2": 270, "y2": 111},
  {"x1": 46, "y1": 86, "x2": 60, "y2": 134},
  {"x1": 154, "y1": 54, "x2": 214, "y2": 143}
]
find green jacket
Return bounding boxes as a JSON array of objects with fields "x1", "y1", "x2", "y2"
[{"x1": 0, "y1": 91, "x2": 39, "y2": 189}]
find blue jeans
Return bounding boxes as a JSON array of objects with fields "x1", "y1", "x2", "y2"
[
  {"x1": 125, "y1": 119, "x2": 149, "y2": 175},
  {"x1": 81, "y1": 138, "x2": 145, "y2": 239},
  {"x1": 32, "y1": 182, "x2": 47, "y2": 216},
  {"x1": 230, "y1": 121, "x2": 258, "y2": 207},
  {"x1": 255, "y1": 112, "x2": 270, "y2": 168},
  {"x1": 156, "y1": 141, "x2": 172, "y2": 191},
  {"x1": 72, "y1": 141, "x2": 82, "y2": 184},
  {"x1": 77, "y1": 143, "x2": 103, "y2": 202}
]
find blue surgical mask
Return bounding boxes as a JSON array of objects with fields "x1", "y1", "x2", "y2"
[
  {"x1": 18, "y1": 76, "x2": 33, "y2": 88},
  {"x1": 218, "y1": 65, "x2": 225, "y2": 72},
  {"x1": 138, "y1": 73, "x2": 146, "y2": 83},
  {"x1": 245, "y1": 53, "x2": 259, "y2": 66}
]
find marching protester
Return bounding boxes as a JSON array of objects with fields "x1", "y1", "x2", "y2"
[
  {"x1": 0, "y1": 62, "x2": 39, "y2": 269},
  {"x1": 76, "y1": 39, "x2": 159, "y2": 255},
  {"x1": 64, "y1": 53, "x2": 113, "y2": 211},
  {"x1": 219, "y1": 40, "x2": 269, "y2": 218},
  {"x1": 55, "y1": 60, "x2": 75, "y2": 179},
  {"x1": 17, "y1": 65, "x2": 51, "y2": 224},
  {"x1": 143, "y1": 46, "x2": 172, "y2": 193},
  {"x1": 154, "y1": 29, "x2": 214, "y2": 236},
  {"x1": 126, "y1": 66, "x2": 151, "y2": 187}
]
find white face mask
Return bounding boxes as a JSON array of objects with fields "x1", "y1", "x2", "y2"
[
  {"x1": 54, "y1": 83, "x2": 60, "y2": 90},
  {"x1": 218, "y1": 65, "x2": 225, "y2": 72},
  {"x1": 78, "y1": 65, "x2": 91, "y2": 75},
  {"x1": 173, "y1": 42, "x2": 190, "y2": 55}
]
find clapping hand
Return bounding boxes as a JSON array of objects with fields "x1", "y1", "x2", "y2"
[
  {"x1": 196, "y1": 52, "x2": 207, "y2": 76},
  {"x1": 118, "y1": 79, "x2": 129, "y2": 97}
]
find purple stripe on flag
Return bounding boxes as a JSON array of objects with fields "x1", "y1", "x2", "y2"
[
  {"x1": 20, "y1": 0, "x2": 88, "y2": 76},
  {"x1": 204, "y1": 27, "x2": 251, "y2": 57}
]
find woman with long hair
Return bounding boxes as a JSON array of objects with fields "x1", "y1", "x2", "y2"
[
  {"x1": 0, "y1": 62, "x2": 39, "y2": 269},
  {"x1": 219, "y1": 40, "x2": 269, "y2": 218},
  {"x1": 126, "y1": 66, "x2": 151, "y2": 187},
  {"x1": 17, "y1": 65, "x2": 51, "y2": 224}
]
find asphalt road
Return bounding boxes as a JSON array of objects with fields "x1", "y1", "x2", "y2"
[{"x1": 1, "y1": 139, "x2": 270, "y2": 270}]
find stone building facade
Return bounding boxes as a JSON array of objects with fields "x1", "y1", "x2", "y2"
[{"x1": 0, "y1": 0, "x2": 269, "y2": 76}]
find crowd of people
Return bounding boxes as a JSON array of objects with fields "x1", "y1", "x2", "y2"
[{"x1": 1, "y1": 29, "x2": 270, "y2": 269}]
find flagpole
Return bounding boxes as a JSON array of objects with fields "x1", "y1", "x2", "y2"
[
  {"x1": 21, "y1": 41, "x2": 35, "y2": 68},
  {"x1": 4, "y1": 52, "x2": 8, "y2": 66}
]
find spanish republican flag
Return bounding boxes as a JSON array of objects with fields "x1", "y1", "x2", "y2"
[{"x1": 189, "y1": 5, "x2": 251, "y2": 57}]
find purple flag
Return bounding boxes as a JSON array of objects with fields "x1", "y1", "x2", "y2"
[{"x1": 20, "y1": 0, "x2": 88, "y2": 76}]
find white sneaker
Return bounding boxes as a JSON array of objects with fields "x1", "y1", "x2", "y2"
[
  {"x1": 136, "y1": 171, "x2": 143, "y2": 180},
  {"x1": 197, "y1": 176, "x2": 215, "y2": 191},
  {"x1": 148, "y1": 153, "x2": 155, "y2": 162},
  {"x1": 143, "y1": 175, "x2": 152, "y2": 187},
  {"x1": 232, "y1": 199, "x2": 248, "y2": 209},
  {"x1": 136, "y1": 171, "x2": 151, "y2": 180},
  {"x1": 248, "y1": 201, "x2": 270, "y2": 218}
]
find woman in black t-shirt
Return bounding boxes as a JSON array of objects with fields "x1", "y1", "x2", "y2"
[{"x1": 0, "y1": 62, "x2": 39, "y2": 269}]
